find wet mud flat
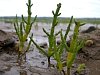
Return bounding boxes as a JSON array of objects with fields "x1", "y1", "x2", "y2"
[{"x1": 0, "y1": 22, "x2": 100, "y2": 75}]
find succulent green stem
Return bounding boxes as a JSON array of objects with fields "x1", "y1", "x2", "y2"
[
  {"x1": 67, "y1": 68, "x2": 70, "y2": 75},
  {"x1": 14, "y1": 0, "x2": 37, "y2": 62},
  {"x1": 31, "y1": 3, "x2": 61, "y2": 67}
]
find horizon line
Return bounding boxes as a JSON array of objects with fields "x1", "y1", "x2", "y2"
[{"x1": 0, "y1": 16, "x2": 100, "y2": 18}]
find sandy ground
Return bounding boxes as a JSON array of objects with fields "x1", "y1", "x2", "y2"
[{"x1": 0, "y1": 22, "x2": 100, "y2": 75}]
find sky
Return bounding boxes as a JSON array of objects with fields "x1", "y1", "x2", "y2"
[{"x1": 0, "y1": 0, "x2": 100, "y2": 18}]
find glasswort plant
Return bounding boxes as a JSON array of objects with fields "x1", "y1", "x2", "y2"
[
  {"x1": 62, "y1": 20, "x2": 85, "y2": 75},
  {"x1": 14, "y1": 0, "x2": 37, "y2": 62},
  {"x1": 53, "y1": 16, "x2": 85, "y2": 75},
  {"x1": 53, "y1": 16, "x2": 73, "y2": 73},
  {"x1": 30, "y1": 3, "x2": 61, "y2": 67}
]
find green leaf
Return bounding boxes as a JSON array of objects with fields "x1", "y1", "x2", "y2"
[
  {"x1": 30, "y1": 37, "x2": 48, "y2": 57},
  {"x1": 31, "y1": 15, "x2": 37, "y2": 25},
  {"x1": 67, "y1": 52, "x2": 76, "y2": 68},
  {"x1": 22, "y1": 15, "x2": 28, "y2": 24},
  {"x1": 52, "y1": 11, "x2": 55, "y2": 15},
  {"x1": 60, "y1": 30, "x2": 69, "y2": 51},
  {"x1": 76, "y1": 40, "x2": 85, "y2": 52},
  {"x1": 64, "y1": 16, "x2": 73, "y2": 40},
  {"x1": 26, "y1": 34, "x2": 33, "y2": 52},
  {"x1": 19, "y1": 22, "x2": 23, "y2": 41},
  {"x1": 55, "y1": 31, "x2": 60, "y2": 36},
  {"x1": 43, "y1": 28, "x2": 50, "y2": 36},
  {"x1": 57, "y1": 60, "x2": 63, "y2": 71}
]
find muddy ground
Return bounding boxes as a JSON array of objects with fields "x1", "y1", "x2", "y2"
[{"x1": 0, "y1": 22, "x2": 100, "y2": 75}]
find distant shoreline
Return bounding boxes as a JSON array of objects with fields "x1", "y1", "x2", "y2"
[{"x1": 0, "y1": 16, "x2": 100, "y2": 24}]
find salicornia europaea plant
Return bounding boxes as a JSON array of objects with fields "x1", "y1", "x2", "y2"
[
  {"x1": 53, "y1": 16, "x2": 73, "y2": 72},
  {"x1": 61, "y1": 20, "x2": 85, "y2": 75},
  {"x1": 53, "y1": 16, "x2": 85, "y2": 75},
  {"x1": 76, "y1": 63, "x2": 85, "y2": 74},
  {"x1": 14, "y1": 0, "x2": 37, "y2": 62},
  {"x1": 30, "y1": 3, "x2": 61, "y2": 67}
]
